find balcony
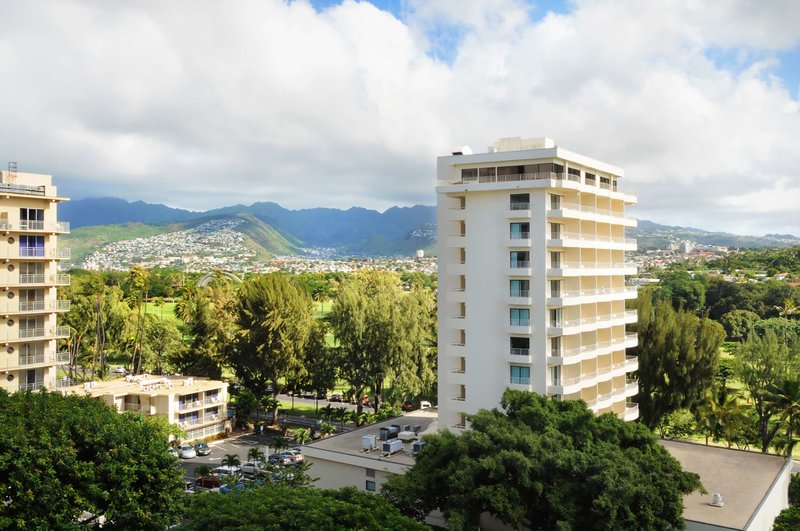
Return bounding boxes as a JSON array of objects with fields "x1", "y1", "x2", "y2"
[
  {"x1": 547, "y1": 261, "x2": 637, "y2": 277},
  {"x1": 547, "y1": 286, "x2": 638, "y2": 306},
  {"x1": 451, "y1": 395, "x2": 466, "y2": 402},
  {"x1": 625, "y1": 379, "x2": 638, "y2": 397},
  {"x1": 506, "y1": 203, "x2": 531, "y2": 218},
  {"x1": 546, "y1": 232, "x2": 637, "y2": 251},
  {"x1": 178, "y1": 399, "x2": 204, "y2": 412},
  {"x1": 624, "y1": 355, "x2": 638, "y2": 372},
  {"x1": 18, "y1": 353, "x2": 45, "y2": 366},
  {"x1": 449, "y1": 342, "x2": 466, "y2": 357},
  {"x1": 55, "y1": 274, "x2": 71, "y2": 285},
  {"x1": 446, "y1": 234, "x2": 466, "y2": 247},
  {"x1": 507, "y1": 233, "x2": 531, "y2": 247},
  {"x1": 7, "y1": 247, "x2": 72, "y2": 260},
  {"x1": 179, "y1": 413, "x2": 221, "y2": 427},
  {"x1": 55, "y1": 326, "x2": 70, "y2": 338},
  {"x1": 547, "y1": 202, "x2": 637, "y2": 226},
  {"x1": 447, "y1": 315, "x2": 466, "y2": 329},
  {"x1": 19, "y1": 380, "x2": 45, "y2": 391},
  {"x1": 56, "y1": 351, "x2": 70, "y2": 364},
  {"x1": 624, "y1": 402, "x2": 639, "y2": 421},
  {"x1": 19, "y1": 326, "x2": 46, "y2": 339},
  {"x1": 509, "y1": 261, "x2": 531, "y2": 276},
  {"x1": 204, "y1": 395, "x2": 222, "y2": 406},
  {"x1": 124, "y1": 402, "x2": 146, "y2": 413},
  {"x1": 17, "y1": 220, "x2": 71, "y2": 233}
]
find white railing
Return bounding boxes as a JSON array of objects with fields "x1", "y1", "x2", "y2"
[
  {"x1": 510, "y1": 318, "x2": 530, "y2": 327},
  {"x1": 548, "y1": 202, "x2": 635, "y2": 221},
  {"x1": 20, "y1": 220, "x2": 45, "y2": 231},
  {"x1": 55, "y1": 326, "x2": 70, "y2": 338},
  {"x1": 19, "y1": 381, "x2": 45, "y2": 391},
  {"x1": 510, "y1": 232, "x2": 530, "y2": 239},
  {"x1": 56, "y1": 351, "x2": 70, "y2": 363},
  {"x1": 547, "y1": 232, "x2": 636, "y2": 246},
  {"x1": 548, "y1": 261, "x2": 636, "y2": 271},
  {"x1": 56, "y1": 300, "x2": 71, "y2": 311},
  {"x1": 19, "y1": 301, "x2": 45, "y2": 312},
  {"x1": 510, "y1": 261, "x2": 530, "y2": 268},
  {"x1": 510, "y1": 376, "x2": 531, "y2": 385},
  {"x1": 451, "y1": 395, "x2": 466, "y2": 402},
  {"x1": 509, "y1": 202, "x2": 530, "y2": 210},
  {"x1": 55, "y1": 274, "x2": 70, "y2": 285},
  {"x1": 510, "y1": 289, "x2": 530, "y2": 297},
  {"x1": 510, "y1": 348, "x2": 530, "y2": 356},
  {"x1": 19, "y1": 327, "x2": 45, "y2": 338},
  {"x1": 551, "y1": 286, "x2": 638, "y2": 298},
  {"x1": 19, "y1": 353, "x2": 45, "y2": 366},
  {"x1": 179, "y1": 400, "x2": 203, "y2": 411},
  {"x1": 19, "y1": 274, "x2": 45, "y2": 284}
]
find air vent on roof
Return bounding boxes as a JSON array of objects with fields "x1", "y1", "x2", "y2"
[
  {"x1": 362, "y1": 434, "x2": 377, "y2": 451},
  {"x1": 382, "y1": 439, "x2": 403, "y2": 456},
  {"x1": 412, "y1": 440, "x2": 426, "y2": 455},
  {"x1": 710, "y1": 493, "x2": 724, "y2": 507}
]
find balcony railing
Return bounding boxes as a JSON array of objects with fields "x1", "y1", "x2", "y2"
[
  {"x1": 451, "y1": 395, "x2": 466, "y2": 402},
  {"x1": 547, "y1": 232, "x2": 636, "y2": 246},
  {"x1": 549, "y1": 286, "x2": 638, "y2": 299},
  {"x1": 19, "y1": 327, "x2": 45, "y2": 339},
  {"x1": 510, "y1": 202, "x2": 530, "y2": 210},
  {"x1": 125, "y1": 402, "x2": 145, "y2": 412},
  {"x1": 548, "y1": 261, "x2": 636, "y2": 270},
  {"x1": 19, "y1": 381, "x2": 45, "y2": 391},
  {"x1": 510, "y1": 261, "x2": 530, "y2": 268},
  {"x1": 548, "y1": 202, "x2": 635, "y2": 221},
  {"x1": 179, "y1": 400, "x2": 204, "y2": 411},
  {"x1": 55, "y1": 274, "x2": 70, "y2": 285},
  {"x1": 55, "y1": 326, "x2": 70, "y2": 338},
  {"x1": 179, "y1": 413, "x2": 222, "y2": 426},
  {"x1": 20, "y1": 220, "x2": 45, "y2": 231},
  {"x1": 19, "y1": 274, "x2": 45, "y2": 284},
  {"x1": 56, "y1": 351, "x2": 70, "y2": 363},
  {"x1": 204, "y1": 395, "x2": 222, "y2": 406},
  {"x1": 510, "y1": 318, "x2": 530, "y2": 326},
  {"x1": 19, "y1": 301, "x2": 45, "y2": 312},
  {"x1": 0, "y1": 182, "x2": 46, "y2": 196},
  {"x1": 458, "y1": 171, "x2": 584, "y2": 185},
  {"x1": 510, "y1": 289, "x2": 530, "y2": 297},
  {"x1": 56, "y1": 300, "x2": 71, "y2": 311},
  {"x1": 510, "y1": 348, "x2": 530, "y2": 356},
  {"x1": 19, "y1": 353, "x2": 46, "y2": 366},
  {"x1": 510, "y1": 232, "x2": 530, "y2": 239}
]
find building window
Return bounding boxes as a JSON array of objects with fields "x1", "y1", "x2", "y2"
[
  {"x1": 366, "y1": 480, "x2": 376, "y2": 492},
  {"x1": 549, "y1": 308, "x2": 562, "y2": 327},
  {"x1": 510, "y1": 193, "x2": 529, "y2": 210},
  {"x1": 510, "y1": 251, "x2": 529, "y2": 268},
  {"x1": 510, "y1": 365, "x2": 530, "y2": 385},
  {"x1": 20, "y1": 208, "x2": 44, "y2": 230},
  {"x1": 20, "y1": 235, "x2": 44, "y2": 257},
  {"x1": 550, "y1": 280, "x2": 561, "y2": 297},
  {"x1": 510, "y1": 308, "x2": 530, "y2": 327},
  {"x1": 550, "y1": 365, "x2": 561, "y2": 386},
  {"x1": 509, "y1": 223, "x2": 529, "y2": 239},
  {"x1": 365, "y1": 468, "x2": 375, "y2": 478},
  {"x1": 510, "y1": 279, "x2": 529, "y2": 297},
  {"x1": 550, "y1": 336, "x2": 561, "y2": 357},
  {"x1": 549, "y1": 223, "x2": 561, "y2": 239},
  {"x1": 550, "y1": 194, "x2": 561, "y2": 210},
  {"x1": 510, "y1": 337, "x2": 529, "y2": 356},
  {"x1": 550, "y1": 251, "x2": 561, "y2": 268},
  {"x1": 461, "y1": 168, "x2": 478, "y2": 181}
]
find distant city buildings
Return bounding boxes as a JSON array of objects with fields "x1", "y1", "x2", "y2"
[
  {"x1": 0, "y1": 167, "x2": 71, "y2": 393},
  {"x1": 436, "y1": 137, "x2": 639, "y2": 429}
]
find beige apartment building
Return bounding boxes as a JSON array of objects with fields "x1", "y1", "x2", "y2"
[
  {"x1": 63, "y1": 375, "x2": 230, "y2": 441},
  {"x1": 436, "y1": 137, "x2": 639, "y2": 430},
  {"x1": 0, "y1": 165, "x2": 71, "y2": 393}
]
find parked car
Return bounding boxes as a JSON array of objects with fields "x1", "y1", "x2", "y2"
[
  {"x1": 329, "y1": 393, "x2": 342, "y2": 402},
  {"x1": 241, "y1": 460, "x2": 267, "y2": 476},
  {"x1": 168, "y1": 448, "x2": 179, "y2": 458},
  {"x1": 419, "y1": 400, "x2": 433, "y2": 410},
  {"x1": 212, "y1": 465, "x2": 242, "y2": 475},
  {"x1": 401, "y1": 401, "x2": 414, "y2": 412},
  {"x1": 112, "y1": 366, "x2": 127, "y2": 375},
  {"x1": 268, "y1": 453, "x2": 293, "y2": 466},
  {"x1": 195, "y1": 474, "x2": 223, "y2": 489},
  {"x1": 178, "y1": 444, "x2": 197, "y2": 459},
  {"x1": 281, "y1": 448, "x2": 303, "y2": 462},
  {"x1": 194, "y1": 442, "x2": 211, "y2": 456}
]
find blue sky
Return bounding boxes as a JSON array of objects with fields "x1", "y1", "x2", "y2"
[{"x1": 1, "y1": 0, "x2": 799, "y2": 236}]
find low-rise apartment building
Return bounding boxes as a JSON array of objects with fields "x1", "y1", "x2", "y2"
[{"x1": 63, "y1": 375, "x2": 230, "y2": 441}]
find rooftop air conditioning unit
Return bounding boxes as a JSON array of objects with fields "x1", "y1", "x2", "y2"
[
  {"x1": 412, "y1": 424, "x2": 422, "y2": 435},
  {"x1": 412, "y1": 440, "x2": 426, "y2": 455},
  {"x1": 398, "y1": 431, "x2": 416, "y2": 442},
  {"x1": 382, "y1": 439, "x2": 403, "y2": 455},
  {"x1": 379, "y1": 427, "x2": 391, "y2": 441},
  {"x1": 401, "y1": 424, "x2": 411, "y2": 432},
  {"x1": 362, "y1": 434, "x2": 377, "y2": 451},
  {"x1": 184, "y1": 377, "x2": 194, "y2": 386}
]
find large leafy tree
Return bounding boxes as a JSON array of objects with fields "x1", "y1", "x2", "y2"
[
  {"x1": 328, "y1": 272, "x2": 436, "y2": 418},
  {"x1": 0, "y1": 390, "x2": 185, "y2": 529},
  {"x1": 633, "y1": 290, "x2": 725, "y2": 429},
  {"x1": 383, "y1": 390, "x2": 702, "y2": 530},
  {"x1": 229, "y1": 274, "x2": 318, "y2": 416},
  {"x1": 735, "y1": 330, "x2": 799, "y2": 452},
  {"x1": 178, "y1": 485, "x2": 426, "y2": 530}
]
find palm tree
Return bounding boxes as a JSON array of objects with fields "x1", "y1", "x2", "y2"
[
  {"x1": 247, "y1": 447, "x2": 265, "y2": 463},
  {"x1": 776, "y1": 299, "x2": 800, "y2": 319},
  {"x1": 194, "y1": 464, "x2": 213, "y2": 478},
  {"x1": 768, "y1": 377, "x2": 800, "y2": 456},
  {"x1": 342, "y1": 409, "x2": 356, "y2": 427},
  {"x1": 319, "y1": 421, "x2": 335, "y2": 438},
  {"x1": 320, "y1": 404, "x2": 334, "y2": 423},
  {"x1": 221, "y1": 453, "x2": 241, "y2": 472},
  {"x1": 271, "y1": 435, "x2": 289, "y2": 454},
  {"x1": 334, "y1": 407, "x2": 347, "y2": 428},
  {"x1": 696, "y1": 386, "x2": 744, "y2": 448},
  {"x1": 294, "y1": 428, "x2": 312, "y2": 446}
]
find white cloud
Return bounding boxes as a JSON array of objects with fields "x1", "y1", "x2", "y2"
[{"x1": 0, "y1": 0, "x2": 798, "y2": 236}]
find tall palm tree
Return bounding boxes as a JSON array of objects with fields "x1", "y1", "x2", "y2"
[
  {"x1": 221, "y1": 453, "x2": 241, "y2": 472},
  {"x1": 271, "y1": 435, "x2": 289, "y2": 454},
  {"x1": 768, "y1": 377, "x2": 800, "y2": 456},
  {"x1": 247, "y1": 447, "x2": 265, "y2": 463},
  {"x1": 696, "y1": 386, "x2": 744, "y2": 447}
]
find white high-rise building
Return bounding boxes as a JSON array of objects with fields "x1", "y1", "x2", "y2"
[
  {"x1": 0, "y1": 166, "x2": 71, "y2": 392},
  {"x1": 436, "y1": 137, "x2": 639, "y2": 430}
]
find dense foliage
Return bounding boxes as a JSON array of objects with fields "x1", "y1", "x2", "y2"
[
  {"x1": 178, "y1": 485, "x2": 427, "y2": 530},
  {"x1": 633, "y1": 290, "x2": 725, "y2": 429},
  {"x1": 0, "y1": 390, "x2": 185, "y2": 530},
  {"x1": 383, "y1": 390, "x2": 702, "y2": 531}
]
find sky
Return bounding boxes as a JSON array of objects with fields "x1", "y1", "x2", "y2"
[{"x1": 0, "y1": 0, "x2": 799, "y2": 236}]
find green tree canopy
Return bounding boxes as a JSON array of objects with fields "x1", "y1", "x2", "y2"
[
  {"x1": 656, "y1": 270, "x2": 708, "y2": 312},
  {"x1": 383, "y1": 390, "x2": 702, "y2": 530},
  {"x1": 229, "y1": 274, "x2": 319, "y2": 407},
  {"x1": 177, "y1": 484, "x2": 427, "y2": 530},
  {"x1": 0, "y1": 390, "x2": 185, "y2": 530},
  {"x1": 633, "y1": 290, "x2": 725, "y2": 429}
]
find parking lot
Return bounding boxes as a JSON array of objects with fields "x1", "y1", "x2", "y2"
[{"x1": 178, "y1": 432, "x2": 281, "y2": 482}]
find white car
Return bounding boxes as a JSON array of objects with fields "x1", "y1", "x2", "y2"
[
  {"x1": 112, "y1": 367, "x2": 127, "y2": 375},
  {"x1": 241, "y1": 460, "x2": 267, "y2": 475},
  {"x1": 177, "y1": 444, "x2": 197, "y2": 459},
  {"x1": 212, "y1": 465, "x2": 242, "y2": 475},
  {"x1": 281, "y1": 448, "x2": 303, "y2": 462}
]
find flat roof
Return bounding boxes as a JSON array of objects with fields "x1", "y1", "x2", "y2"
[
  {"x1": 305, "y1": 409, "x2": 439, "y2": 468},
  {"x1": 660, "y1": 439, "x2": 790, "y2": 530},
  {"x1": 63, "y1": 375, "x2": 226, "y2": 398}
]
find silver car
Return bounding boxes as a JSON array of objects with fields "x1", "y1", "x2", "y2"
[{"x1": 178, "y1": 444, "x2": 197, "y2": 459}]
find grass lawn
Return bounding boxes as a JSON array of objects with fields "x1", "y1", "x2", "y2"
[{"x1": 145, "y1": 301, "x2": 181, "y2": 324}]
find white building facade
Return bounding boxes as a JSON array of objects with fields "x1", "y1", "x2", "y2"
[
  {"x1": 436, "y1": 137, "x2": 639, "y2": 430},
  {"x1": 0, "y1": 167, "x2": 71, "y2": 393}
]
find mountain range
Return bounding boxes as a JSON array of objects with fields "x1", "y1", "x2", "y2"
[{"x1": 58, "y1": 198, "x2": 798, "y2": 264}]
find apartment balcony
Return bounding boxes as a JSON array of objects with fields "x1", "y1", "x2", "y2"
[
  {"x1": 507, "y1": 318, "x2": 532, "y2": 335},
  {"x1": 547, "y1": 286, "x2": 638, "y2": 306},
  {"x1": 178, "y1": 413, "x2": 222, "y2": 427},
  {"x1": 17, "y1": 352, "x2": 45, "y2": 367},
  {"x1": 0, "y1": 299, "x2": 71, "y2": 315},
  {"x1": 547, "y1": 261, "x2": 637, "y2": 277},
  {"x1": 54, "y1": 274, "x2": 71, "y2": 285},
  {"x1": 507, "y1": 347, "x2": 532, "y2": 364},
  {"x1": 508, "y1": 289, "x2": 531, "y2": 305},
  {"x1": 505, "y1": 203, "x2": 531, "y2": 219},
  {"x1": 19, "y1": 380, "x2": 45, "y2": 392},
  {"x1": 448, "y1": 342, "x2": 466, "y2": 357},
  {"x1": 508, "y1": 261, "x2": 532, "y2": 276},
  {"x1": 546, "y1": 203, "x2": 637, "y2": 227},
  {"x1": 446, "y1": 234, "x2": 466, "y2": 247},
  {"x1": 448, "y1": 369, "x2": 467, "y2": 385},
  {"x1": 624, "y1": 379, "x2": 639, "y2": 397},
  {"x1": 178, "y1": 399, "x2": 205, "y2": 412},
  {"x1": 446, "y1": 315, "x2": 466, "y2": 329},
  {"x1": 15, "y1": 220, "x2": 71, "y2": 233},
  {"x1": 508, "y1": 381, "x2": 533, "y2": 392},
  {"x1": 624, "y1": 402, "x2": 639, "y2": 421},
  {"x1": 546, "y1": 232, "x2": 637, "y2": 251},
  {"x1": 547, "y1": 372, "x2": 596, "y2": 395},
  {"x1": 449, "y1": 288, "x2": 467, "y2": 303},
  {"x1": 204, "y1": 395, "x2": 223, "y2": 406},
  {"x1": 548, "y1": 311, "x2": 638, "y2": 336},
  {"x1": 624, "y1": 355, "x2": 638, "y2": 372},
  {"x1": 124, "y1": 402, "x2": 148, "y2": 413},
  {"x1": 596, "y1": 365, "x2": 615, "y2": 383},
  {"x1": 450, "y1": 394, "x2": 466, "y2": 403},
  {"x1": 507, "y1": 233, "x2": 531, "y2": 248},
  {"x1": 1, "y1": 247, "x2": 72, "y2": 260},
  {"x1": 56, "y1": 351, "x2": 70, "y2": 364},
  {"x1": 594, "y1": 391, "x2": 615, "y2": 410},
  {"x1": 444, "y1": 206, "x2": 467, "y2": 221}
]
